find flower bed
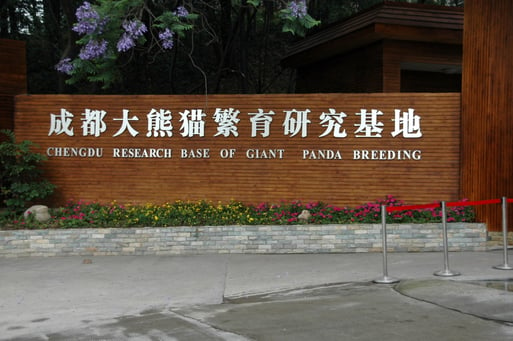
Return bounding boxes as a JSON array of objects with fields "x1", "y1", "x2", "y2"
[{"x1": 1, "y1": 196, "x2": 475, "y2": 229}]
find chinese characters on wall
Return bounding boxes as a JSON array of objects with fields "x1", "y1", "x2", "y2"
[{"x1": 46, "y1": 107, "x2": 423, "y2": 161}]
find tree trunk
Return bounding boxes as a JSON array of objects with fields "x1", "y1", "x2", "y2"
[
  {"x1": 238, "y1": 0, "x2": 249, "y2": 93},
  {"x1": 58, "y1": 0, "x2": 80, "y2": 93}
]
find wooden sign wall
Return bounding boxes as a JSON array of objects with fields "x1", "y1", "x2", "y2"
[{"x1": 15, "y1": 93, "x2": 460, "y2": 207}]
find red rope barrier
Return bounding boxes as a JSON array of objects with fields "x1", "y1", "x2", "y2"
[
  {"x1": 386, "y1": 203, "x2": 440, "y2": 212},
  {"x1": 446, "y1": 199, "x2": 501, "y2": 207},
  {"x1": 385, "y1": 198, "x2": 505, "y2": 213},
  {"x1": 508, "y1": 198, "x2": 513, "y2": 204}
]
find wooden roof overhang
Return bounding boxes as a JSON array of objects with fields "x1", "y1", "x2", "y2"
[{"x1": 281, "y1": 2, "x2": 463, "y2": 68}]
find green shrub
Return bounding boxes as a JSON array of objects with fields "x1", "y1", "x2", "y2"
[{"x1": 0, "y1": 130, "x2": 55, "y2": 214}]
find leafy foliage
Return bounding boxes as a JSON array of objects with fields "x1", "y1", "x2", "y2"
[
  {"x1": 0, "y1": 196, "x2": 475, "y2": 229},
  {"x1": 55, "y1": 0, "x2": 320, "y2": 90},
  {"x1": 280, "y1": 0, "x2": 320, "y2": 36},
  {"x1": 1, "y1": 0, "x2": 463, "y2": 94},
  {"x1": 62, "y1": 0, "x2": 187, "y2": 88},
  {"x1": 0, "y1": 130, "x2": 55, "y2": 214}
]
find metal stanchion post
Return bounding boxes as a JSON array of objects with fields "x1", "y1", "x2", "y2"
[
  {"x1": 373, "y1": 205, "x2": 399, "y2": 284},
  {"x1": 434, "y1": 201, "x2": 460, "y2": 277},
  {"x1": 493, "y1": 197, "x2": 513, "y2": 270}
]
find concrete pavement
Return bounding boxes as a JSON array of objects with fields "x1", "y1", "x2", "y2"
[{"x1": 1, "y1": 251, "x2": 512, "y2": 340}]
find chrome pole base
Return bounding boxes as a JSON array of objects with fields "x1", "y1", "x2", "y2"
[
  {"x1": 434, "y1": 269, "x2": 461, "y2": 277},
  {"x1": 493, "y1": 264, "x2": 513, "y2": 270},
  {"x1": 373, "y1": 276, "x2": 400, "y2": 284}
]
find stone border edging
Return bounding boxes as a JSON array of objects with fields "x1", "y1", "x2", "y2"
[{"x1": 0, "y1": 223, "x2": 488, "y2": 257}]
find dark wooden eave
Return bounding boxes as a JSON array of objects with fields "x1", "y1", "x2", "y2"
[{"x1": 282, "y1": 2, "x2": 463, "y2": 68}]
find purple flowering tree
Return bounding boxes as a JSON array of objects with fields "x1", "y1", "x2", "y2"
[
  {"x1": 57, "y1": 1, "x2": 197, "y2": 88},
  {"x1": 56, "y1": 0, "x2": 320, "y2": 91},
  {"x1": 280, "y1": 0, "x2": 320, "y2": 36}
]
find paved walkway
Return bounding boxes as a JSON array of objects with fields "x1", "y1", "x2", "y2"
[{"x1": 1, "y1": 251, "x2": 512, "y2": 340}]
